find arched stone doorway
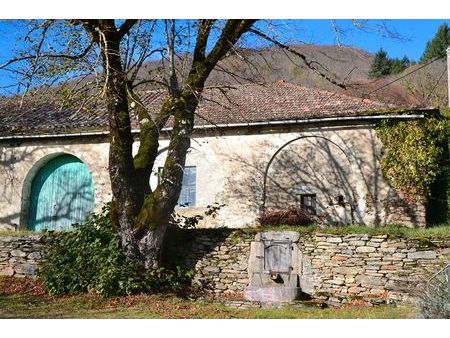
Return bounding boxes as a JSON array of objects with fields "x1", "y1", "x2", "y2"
[
  {"x1": 262, "y1": 135, "x2": 356, "y2": 225},
  {"x1": 22, "y1": 153, "x2": 95, "y2": 231}
]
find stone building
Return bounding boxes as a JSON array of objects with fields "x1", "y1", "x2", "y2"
[{"x1": 0, "y1": 81, "x2": 437, "y2": 231}]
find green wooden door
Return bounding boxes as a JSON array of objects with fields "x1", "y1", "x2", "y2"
[{"x1": 28, "y1": 154, "x2": 94, "y2": 231}]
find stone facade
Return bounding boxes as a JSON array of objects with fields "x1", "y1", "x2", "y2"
[
  {"x1": 0, "y1": 137, "x2": 112, "y2": 231},
  {"x1": 0, "y1": 122, "x2": 427, "y2": 231}
]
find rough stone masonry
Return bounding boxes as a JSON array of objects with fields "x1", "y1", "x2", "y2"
[
  {"x1": 1, "y1": 231, "x2": 449, "y2": 307},
  {"x1": 0, "y1": 235, "x2": 43, "y2": 277}
]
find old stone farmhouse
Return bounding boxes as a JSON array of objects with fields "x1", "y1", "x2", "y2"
[{"x1": 0, "y1": 81, "x2": 439, "y2": 232}]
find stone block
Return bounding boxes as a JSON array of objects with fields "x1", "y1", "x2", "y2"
[
  {"x1": 14, "y1": 263, "x2": 38, "y2": 276},
  {"x1": 259, "y1": 231, "x2": 300, "y2": 242},
  {"x1": 299, "y1": 275, "x2": 315, "y2": 294},
  {"x1": 348, "y1": 286, "x2": 366, "y2": 294},
  {"x1": 356, "y1": 246, "x2": 376, "y2": 253},
  {"x1": 204, "y1": 266, "x2": 221, "y2": 274},
  {"x1": 348, "y1": 240, "x2": 366, "y2": 246},
  {"x1": 328, "y1": 278, "x2": 345, "y2": 286},
  {"x1": 345, "y1": 276, "x2": 356, "y2": 284},
  {"x1": 244, "y1": 286, "x2": 301, "y2": 303},
  {"x1": 326, "y1": 237, "x2": 342, "y2": 243},
  {"x1": 27, "y1": 252, "x2": 42, "y2": 260},
  {"x1": 331, "y1": 255, "x2": 348, "y2": 261},
  {"x1": 356, "y1": 275, "x2": 386, "y2": 287},
  {"x1": 247, "y1": 241, "x2": 263, "y2": 274},
  {"x1": 0, "y1": 266, "x2": 14, "y2": 276},
  {"x1": 334, "y1": 266, "x2": 362, "y2": 275},
  {"x1": 395, "y1": 242, "x2": 407, "y2": 249},
  {"x1": 380, "y1": 247, "x2": 396, "y2": 254},
  {"x1": 368, "y1": 253, "x2": 382, "y2": 258},
  {"x1": 407, "y1": 251, "x2": 436, "y2": 260},
  {"x1": 10, "y1": 250, "x2": 26, "y2": 257},
  {"x1": 341, "y1": 249, "x2": 354, "y2": 255},
  {"x1": 291, "y1": 244, "x2": 300, "y2": 275}
]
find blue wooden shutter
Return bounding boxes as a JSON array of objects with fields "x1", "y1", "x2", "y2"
[{"x1": 178, "y1": 166, "x2": 196, "y2": 207}]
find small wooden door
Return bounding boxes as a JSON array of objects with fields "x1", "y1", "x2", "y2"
[{"x1": 28, "y1": 154, "x2": 94, "y2": 231}]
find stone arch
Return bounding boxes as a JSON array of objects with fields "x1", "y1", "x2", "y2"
[
  {"x1": 20, "y1": 152, "x2": 95, "y2": 231},
  {"x1": 261, "y1": 135, "x2": 357, "y2": 224}
]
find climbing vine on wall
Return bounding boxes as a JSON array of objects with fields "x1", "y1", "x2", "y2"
[{"x1": 376, "y1": 115, "x2": 447, "y2": 201}]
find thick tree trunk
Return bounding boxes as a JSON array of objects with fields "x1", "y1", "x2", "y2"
[
  {"x1": 138, "y1": 224, "x2": 169, "y2": 269},
  {"x1": 90, "y1": 19, "x2": 256, "y2": 270},
  {"x1": 133, "y1": 95, "x2": 197, "y2": 268},
  {"x1": 100, "y1": 29, "x2": 142, "y2": 262}
]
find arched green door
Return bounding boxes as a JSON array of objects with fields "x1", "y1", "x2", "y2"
[{"x1": 28, "y1": 154, "x2": 94, "y2": 231}]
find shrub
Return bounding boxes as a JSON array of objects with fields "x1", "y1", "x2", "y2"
[
  {"x1": 258, "y1": 208, "x2": 314, "y2": 226},
  {"x1": 39, "y1": 204, "x2": 193, "y2": 297}
]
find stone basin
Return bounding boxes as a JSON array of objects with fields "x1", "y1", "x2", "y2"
[{"x1": 244, "y1": 286, "x2": 301, "y2": 303}]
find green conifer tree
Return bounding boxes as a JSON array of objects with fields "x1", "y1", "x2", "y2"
[
  {"x1": 420, "y1": 23, "x2": 450, "y2": 63},
  {"x1": 368, "y1": 48, "x2": 393, "y2": 78}
]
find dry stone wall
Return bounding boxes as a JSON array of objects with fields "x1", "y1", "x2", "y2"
[
  {"x1": 298, "y1": 233, "x2": 450, "y2": 306},
  {"x1": 0, "y1": 235, "x2": 44, "y2": 277},
  {"x1": 1, "y1": 230, "x2": 449, "y2": 307},
  {"x1": 163, "y1": 229, "x2": 252, "y2": 294},
  {"x1": 165, "y1": 229, "x2": 450, "y2": 306}
]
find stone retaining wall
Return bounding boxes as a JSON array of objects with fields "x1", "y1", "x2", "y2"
[
  {"x1": 165, "y1": 229, "x2": 450, "y2": 306},
  {"x1": 0, "y1": 235, "x2": 44, "y2": 277},
  {"x1": 1, "y1": 230, "x2": 449, "y2": 307},
  {"x1": 163, "y1": 229, "x2": 252, "y2": 294},
  {"x1": 298, "y1": 233, "x2": 450, "y2": 306}
]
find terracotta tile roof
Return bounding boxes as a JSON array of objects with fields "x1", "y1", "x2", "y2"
[{"x1": 0, "y1": 81, "x2": 420, "y2": 138}]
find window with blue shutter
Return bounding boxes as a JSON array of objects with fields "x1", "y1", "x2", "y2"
[{"x1": 158, "y1": 166, "x2": 196, "y2": 207}]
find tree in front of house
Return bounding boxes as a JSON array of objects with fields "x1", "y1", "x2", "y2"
[
  {"x1": 420, "y1": 23, "x2": 450, "y2": 63},
  {"x1": 0, "y1": 19, "x2": 259, "y2": 269},
  {"x1": 1, "y1": 19, "x2": 353, "y2": 269}
]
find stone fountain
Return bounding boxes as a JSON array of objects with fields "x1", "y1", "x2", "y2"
[{"x1": 244, "y1": 231, "x2": 303, "y2": 303}]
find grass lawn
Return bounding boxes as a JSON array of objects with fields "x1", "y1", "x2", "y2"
[
  {"x1": 2, "y1": 224, "x2": 450, "y2": 240},
  {"x1": 0, "y1": 277, "x2": 417, "y2": 319},
  {"x1": 240, "y1": 224, "x2": 450, "y2": 239}
]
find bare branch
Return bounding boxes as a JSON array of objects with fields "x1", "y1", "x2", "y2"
[
  {"x1": 192, "y1": 19, "x2": 214, "y2": 62},
  {"x1": 164, "y1": 19, "x2": 180, "y2": 95},
  {"x1": 0, "y1": 41, "x2": 94, "y2": 70}
]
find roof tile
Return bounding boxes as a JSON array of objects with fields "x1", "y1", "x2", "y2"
[{"x1": 0, "y1": 81, "x2": 414, "y2": 137}]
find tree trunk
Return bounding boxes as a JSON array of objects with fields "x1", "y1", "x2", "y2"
[
  {"x1": 133, "y1": 95, "x2": 197, "y2": 268},
  {"x1": 100, "y1": 29, "x2": 142, "y2": 262},
  {"x1": 138, "y1": 224, "x2": 169, "y2": 269}
]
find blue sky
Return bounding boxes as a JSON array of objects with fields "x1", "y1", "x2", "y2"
[
  {"x1": 1, "y1": 19, "x2": 449, "y2": 62},
  {"x1": 273, "y1": 19, "x2": 450, "y2": 61}
]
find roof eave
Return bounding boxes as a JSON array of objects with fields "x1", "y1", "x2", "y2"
[{"x1": 0, "y1": 112, "x2": 429, "y2": 141}]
